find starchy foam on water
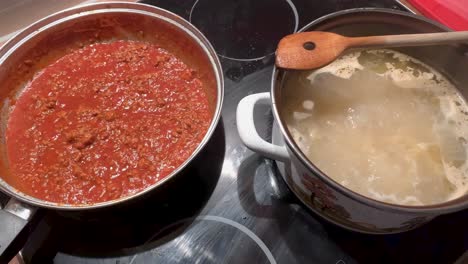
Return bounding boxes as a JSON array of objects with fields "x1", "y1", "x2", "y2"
[{"x1": 282, "y1": 49, "x2": 468, "y2": 205}]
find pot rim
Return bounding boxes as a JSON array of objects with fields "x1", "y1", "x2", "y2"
[
  {"x1": 0, "y1": 2, "x2": 224, "y2": 210},
  {"x1": 271, "y1": 7, "x2": 468, "y2": 214}
]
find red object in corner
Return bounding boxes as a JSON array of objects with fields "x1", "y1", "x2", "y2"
[{"x1": 407, "y1": 0, "x2": 468, "y2": 30}]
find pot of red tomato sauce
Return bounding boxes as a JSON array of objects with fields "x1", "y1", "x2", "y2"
[{"x1": 0, "y1": 2, "x2": 223, "y2": 260}]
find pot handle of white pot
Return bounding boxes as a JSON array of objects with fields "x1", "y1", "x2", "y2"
[
  {"x1": 237, "y1": 92, "x2": 289, "y2": 162},
  {"x1": 0, "y1": 198, "x2": 37, "y2": 263}
]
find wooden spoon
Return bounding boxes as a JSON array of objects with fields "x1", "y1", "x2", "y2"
[{"x1": 276, "y1": 31, "x2": 468, "y2": 70}]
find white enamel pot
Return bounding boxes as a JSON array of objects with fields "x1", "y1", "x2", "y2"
[{"x1": 236, "y1": 8, "x2": 468, "y2": 234}]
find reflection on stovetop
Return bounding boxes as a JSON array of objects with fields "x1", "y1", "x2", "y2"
[
  {"x1": 189, "y1": 0, "x2": 298, "y2": 61},
  {"x1": 323, "y1": 209, "x2": 468, "y2": 264},
  {"x1": 143, "y1": 0, "x2": 402, "y2": 69},
  {"x1": 3, "y1": 0, "x2": 467, "y2": 263}
]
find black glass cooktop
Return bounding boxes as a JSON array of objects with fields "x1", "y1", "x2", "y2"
[{"x1": 3, "y1": 0, "x2": 468, "y2": 263}]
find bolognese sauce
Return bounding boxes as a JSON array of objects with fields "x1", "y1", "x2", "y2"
[{"x1": 6, "y1": 40, "x2": 211, "y2": 205}]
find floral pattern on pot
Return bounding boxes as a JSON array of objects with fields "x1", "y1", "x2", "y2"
[
  {"x1": 382, "y1": 216, "x2": 429, "y2": 233},
  {"x1": 301, "y1": 174, "x2": 351, "y2": 220},
  {"x1": 284, "y1": 160, "x2": 432, "y2": 233}
]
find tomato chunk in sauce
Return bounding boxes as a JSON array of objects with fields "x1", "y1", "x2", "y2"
[{"x1": 6, "y1": 40, "x2": 211, "y2": 205}]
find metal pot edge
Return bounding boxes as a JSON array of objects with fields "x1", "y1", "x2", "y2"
[
  {"x1": 271, "y1": 8, "x2": 468, "y2": 215},
  {"x1": 0, "y1": 2, "x2": 224, "y2": 211}
]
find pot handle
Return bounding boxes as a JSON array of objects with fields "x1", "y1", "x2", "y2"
[
  {"x1": 237, "y1": 92, "x2": 289, "y2": 162},
  {"x1": 0, "y1": 198, "x2": 37, "y2": 263}
]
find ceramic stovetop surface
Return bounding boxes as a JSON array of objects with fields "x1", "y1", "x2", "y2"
[{"x1": 1, "y1": 0, "x2": 467, "y2": 263}]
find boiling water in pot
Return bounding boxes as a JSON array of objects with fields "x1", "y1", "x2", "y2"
[{"x1": 282, "y1": 49, "x2": 468, "y2": 206}]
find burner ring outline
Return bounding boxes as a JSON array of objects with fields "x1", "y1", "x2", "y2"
[
  {"x1": 129, "y1": 215, "x2": 277, "y2": 264},
  {"x1": 189, "y1": 0, "x2": 299, "y2": 62}
]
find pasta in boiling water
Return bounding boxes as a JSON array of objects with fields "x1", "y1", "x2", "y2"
[{"x1": 282, "y1": 50, "x2": 468, "y2": 206}]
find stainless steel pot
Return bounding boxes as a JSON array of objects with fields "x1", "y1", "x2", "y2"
[
  {"x1": 237, "y1": 8, "x2": 468, "y2": 234},
  {"x1": 0, "y1": 2, "x2": 223, "y2": 260}
]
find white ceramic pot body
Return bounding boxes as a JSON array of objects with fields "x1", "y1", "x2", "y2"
[{"x1": 237, "y1": 9, "x2": 468, "y2": 234}]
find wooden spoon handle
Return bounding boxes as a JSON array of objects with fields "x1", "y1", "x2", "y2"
[{"x1": 347, "y1": 31, "x2": 468, "y2": 49}]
